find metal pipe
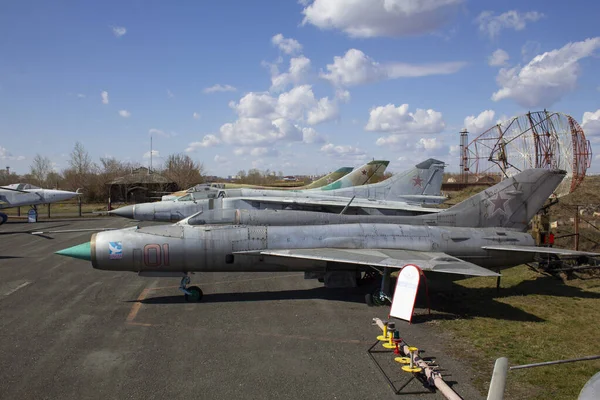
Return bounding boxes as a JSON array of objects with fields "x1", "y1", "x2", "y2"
[
  {"x1": 373, "y1": 318, "x2": 462, "y2": 400},
  {"x1": 510, "y1": 355, "x2": 600, "y2": 370},
  {"x1": 487, "y1": 357, "x2": 508, "y2": 400}
]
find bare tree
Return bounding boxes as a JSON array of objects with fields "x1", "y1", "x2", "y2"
[
  {"x1": 163, "y1": 153, "x2": 204, "y2": 190},
  {"x1": 68, "y1": 142, "x2": 93, "y2": 175},
  {"x1": 29, "y1": 154, "x2": 53, "y2": 186}
]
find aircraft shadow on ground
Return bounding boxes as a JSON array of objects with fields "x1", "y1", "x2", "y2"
[
  {"x1": 413, "y1": 274, "x2": 600, "y2": 323},
  {"x1": 0, "y1": 256, "x2": 24, "y2": 260},
  {"x1": 130, "y1": 273, "x2": 600, "y2": 323},
  {"x1": 136, "y1": 286, "x2": 369, "y2": 305}
]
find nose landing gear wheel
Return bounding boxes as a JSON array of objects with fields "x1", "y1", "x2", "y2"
[{"x1": 184, "y1": 286, "x2": 203, "y2": 302}]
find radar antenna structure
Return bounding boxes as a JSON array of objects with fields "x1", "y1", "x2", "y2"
[{"x1": 462, "y1": 111, "x2": 592, "y2": 197}]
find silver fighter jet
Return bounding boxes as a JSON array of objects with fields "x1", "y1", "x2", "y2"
[
  {"x1": 56, "y1": 169, "x2": 597, "y2": 304},
  {"x1": 109, "y1": 159, "x2": 446, "y2": 222},
  {"x1": 0, "y1": 183, "x2": 80, "y2": 225}
]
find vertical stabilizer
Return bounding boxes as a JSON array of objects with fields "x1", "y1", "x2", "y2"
[
  {"x1": 302, "y1": 167, "x2": 353, "y2": 189},
  {"x1": 430, "y1": 169, "x2": 566, "y2": 230},
  {"x1": 383, "y1": 159, "x2": 445, "y2": 200},
  {"x1": 314, "y1": 160, "x2": 389, "y2": 191}
]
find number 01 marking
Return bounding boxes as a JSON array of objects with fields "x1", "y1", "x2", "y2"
[{"x1": 143, "y1": 244, "x2": 170, "y2": 267}]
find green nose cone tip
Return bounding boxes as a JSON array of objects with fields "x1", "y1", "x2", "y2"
[{"x1": 55, "y1": 242, "x2": 91, "y2": 261}]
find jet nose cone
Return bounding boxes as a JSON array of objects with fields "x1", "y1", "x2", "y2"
[
  {"x1": 55, "y1": 242, "x2": 91, "y2": 261},
  {"x1": 109, "y1": 205, "x2": 135, "y2": 219}
]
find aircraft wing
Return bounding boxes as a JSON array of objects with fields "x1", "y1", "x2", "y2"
[
  {"x1": 481, "y1": 245, "x2": 599, "y2": 257},
  {"x1": 237, "y1": 196, "x2": 442, "y2": 214},
  {"x1": 234, "y1": 248, "x2": 499, "y2": 277}
]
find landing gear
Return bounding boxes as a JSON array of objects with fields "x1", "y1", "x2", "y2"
[
  {"x1": 0, "y1": 212, "x2": 7, "y2": 225},
  {"x1": 365, "y1": 267, "x2": 392, "y2": 307},
  {"x1": 179, "y1": 276, "x2": 203, "y2": 302}
]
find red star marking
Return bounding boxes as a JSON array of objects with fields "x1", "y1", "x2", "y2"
[
  {"x1": 412, "y1": 175, "x2": 423, "y2": 187},
  {"x1": 489, "y1": 193, "x2": 509, "y2": 215},
  {"x1": 361, "y1": 169, "x2": 367, "y2": 175}
]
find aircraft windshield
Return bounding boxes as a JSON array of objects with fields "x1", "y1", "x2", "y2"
[{"x1": 4, "y1": 183, "x2": 41, "y2": 190}]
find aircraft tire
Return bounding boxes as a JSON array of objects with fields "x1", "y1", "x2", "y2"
[
  {"x1": 0, "y1": 213, "x2": 7, "y2": 225},
  {"x1": 184, "y1": 286, "x2": 203, "y2": 302},
  {"x1": 365, "y1": 293, "x2": 374, "y2": 307}
]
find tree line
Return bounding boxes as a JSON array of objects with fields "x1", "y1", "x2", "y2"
[{"x1": 0, "y1": 142, "x2": 205, "y2": 202}]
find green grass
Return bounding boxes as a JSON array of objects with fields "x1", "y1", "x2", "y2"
[{"x1": 428, "y1": 266, "x2": 600, "y2": 399}]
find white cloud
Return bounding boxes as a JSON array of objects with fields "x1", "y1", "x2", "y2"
[
  {"x1": 233, "y1": 147, "x2": 279, "y2": 157},
  {"x1": 492, "y1": 37, "x2": 600, "y2": 107},
  {"x1": 320, "y1": 49, "x2": 465, "y2": 87},
  {"x1": 488, "y1": 49, "x2": 509, "y2": 67},
  {"x1": 302, "y1": 0, "x2": 463, "y2": 38},
  {"x1": 306, "y1": 96, "x2": 339, "y2": 125},
  {"x1": 203, "y1": 84, "x2": 237, "y2": 94},
  {"x1": 76, "y1": 93, "x2": 86, "y2": 98},
  {"x1": 302, "y1": 127, "x2": 326, "y2": 144},
  {"x1": 118, "y1": 110, "x2": 131, "y2": 118},
  {"x1": 101, "y1": 91, "x2": 109, "y2": 104},
  {"x1": 335, "y1": 89, "x2": 351, "y2": 102},
  {"x1": 221, "y1": 85, "x2": 339, "y2": 146},
  {"x1": 320, "y1": 142, "x2": 366, "y2": 158},
  {"x1": 214, "y1": 154, "x2": 229, "y2": 164},
  {"x1": 167, "y1": 89, "x2": 174, "y2": 98},
  {"x1": 271, "y1": 33, "x2": 302, "y2": 55},
  {"x1": 149, "y1": 128, "x2": 176, "y2": 138},
  {"x1": 193, "y1": 112, "x2": 200, "y2": 120},
  {"x1": 416, "y1": 137, "x2": 443, "y2": 150},
  {"x1": 143, "y1": 150, "x2": 160, "y2": 159},
  {"x1": 582, "y1": 110, "x2": 600, "y2": 137},
  {"x1": 475, "y1": 10, "x2": 544, "y2": 39},
  {"x1": 185, "y1": 135, "x2": 221, "y2": 152},
  {"x1": 0, "y1": 146, "x2": 25, "y2": 161},
  {"x1": 111, "y1": 26, "x2": 127, "y2": 37},
  {"x1": 365, "y1": 103, "x2": 445, "y2": 134},
  {"x1": 464, "y1": 110, "x2": 495, "y2": 135},
  {"x1": 270, "y1": 55, "x2": 311, "y2": 92}
]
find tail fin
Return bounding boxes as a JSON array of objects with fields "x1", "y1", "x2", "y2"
[
  {"x1": 383, "y1": 159, "x2": 445, "y2": 200},
  {"x1": 302, "y1": 167, "x2": 353, "y2": 189},
  {"x1": 314, "y1": 160, "x2": 390, "y2": 191},
  {"x1": 427, "y1": 169, "x2": 566, "y2": 230}
]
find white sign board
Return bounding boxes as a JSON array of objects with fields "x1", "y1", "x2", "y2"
[{"x1": 389, "y1": 264, "x2": 421, "y2": 323}]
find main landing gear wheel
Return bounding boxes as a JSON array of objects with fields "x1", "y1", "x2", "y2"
[
  {"x1": 366, "y1": 290, "x2": 389, "y2": 307},
  {"x1": 179, "y1": 276, "x2": 203, "y2": 302},
  {"x1": 184, "y1": 286, "x2": 203, "y2": 303},
  {"x1": 0, "y1": 212, "x2": 7, "y2": 225}
]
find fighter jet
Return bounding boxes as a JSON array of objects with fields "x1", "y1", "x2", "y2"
[
  {"x1": 0, "y1": 183, "x2": 80, "y2": 225},
  {"x1": 160, "y1": 160, "x2": 388, "y2": 200},
  {"x1": 56, "y1": 169, "x2": 596, "y2": 304},
  {"x1": 110, "y1": 159, "x2": 445, "y2": 222}
]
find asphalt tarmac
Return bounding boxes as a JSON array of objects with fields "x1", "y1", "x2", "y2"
[{"x1": 0, "y1": 217, "x2": 485, "y2": 400}]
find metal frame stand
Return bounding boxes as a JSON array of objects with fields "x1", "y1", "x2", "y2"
[{"x1": 367, "y1": 339, "x2": 434, "y2": 396}]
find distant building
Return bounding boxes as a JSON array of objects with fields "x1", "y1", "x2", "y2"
[{"x1": 108, "y1": 167, "x2": 177, "y2": 203}]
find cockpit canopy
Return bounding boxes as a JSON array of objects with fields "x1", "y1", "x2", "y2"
[
  {"x1": 176, "y1": 188, "x2": 220, "y2": 201},
  {"x1": 4, "y1": 183, "x2": 41, "y2": 191}
]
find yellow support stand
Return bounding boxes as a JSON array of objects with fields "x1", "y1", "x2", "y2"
[
  {"x1": 394, "y1": 357, "x2": 410, "y2": 364},
  {"x1": 400, "y1": 346, "x2": 422, "y2": 373},
  {"x1": 377, "y1": 322, "x2": 388, "y2": 341}
]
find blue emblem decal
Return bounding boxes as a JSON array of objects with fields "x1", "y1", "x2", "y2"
[{"x1": 109, "y1": 241, "x2": 123, "y2": 259}]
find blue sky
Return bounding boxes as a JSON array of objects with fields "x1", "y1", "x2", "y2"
[{"x1": 1, "y1": 0, "x2": 599, "y2": 177}]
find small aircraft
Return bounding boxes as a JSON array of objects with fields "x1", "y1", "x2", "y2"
[
  {"x1": 56, "y1": 168, "x2": 598, "y2": 304},
  {"x1": 0, "y1": 183, "x2": 80, "y2": 225},
  {"x1": 160, "y1": 160, "x2": 389, "y2": 200},
  {"x1": 109, "y1": 159, "x2": 445, "y2": 222}
]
